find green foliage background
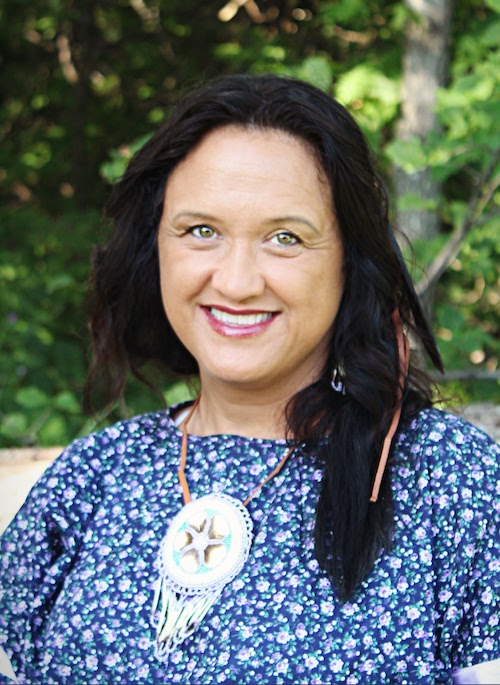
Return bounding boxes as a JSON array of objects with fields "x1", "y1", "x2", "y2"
[{"x1": 0, "y1": 0, "x2": 498, "y2": 447}]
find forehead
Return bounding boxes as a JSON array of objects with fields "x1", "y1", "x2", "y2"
[{"x1": 164, "y1": 125, "x2": 332, "y2": 209}]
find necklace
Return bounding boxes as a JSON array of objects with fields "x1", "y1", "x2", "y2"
[{"x1": 151, "y1": 398, "x2": 295, "y2": 660}]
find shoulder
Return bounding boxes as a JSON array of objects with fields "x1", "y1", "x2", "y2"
[
  {"x1": 20, "y1": 408, "x2": 180, "y2": 514},
  {"x1": 396, "y1": 406, "x2": 498, "y2": 477},
  {"x1": 1, "y1": 408, "x2": 182, "y2": 543},
  {"x1": 400, "y1": 406, "x2": 497, "y2": 445},
  {"x1": 50, "y1": 407, "x2": 179, "y2": 475},
  {"x1": 393, "y1": 407, "x2": 499, "y2": 541},
  {"x1": 77, "y1": 406, "x2": 177, "y2": 449}
]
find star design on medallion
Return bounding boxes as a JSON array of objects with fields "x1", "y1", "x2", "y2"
[{"x1": 179, "y1": 514, "x2": 226, "y2": 570}]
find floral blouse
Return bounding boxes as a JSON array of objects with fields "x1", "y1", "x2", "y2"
[{"x1": 0, "y1": 407, "x2": 498, "y2": 684}]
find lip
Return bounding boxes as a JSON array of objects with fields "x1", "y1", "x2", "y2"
[{"x1": 201, "y1": 305, "x2": 278, "y2": 338}]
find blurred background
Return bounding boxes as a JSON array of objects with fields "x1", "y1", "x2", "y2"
[{"x1": 0, "y1": 0, "x2": 498, "y2": 453}]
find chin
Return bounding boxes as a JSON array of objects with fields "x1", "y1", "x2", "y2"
[{"x1": 206, "y1": 370, "x2": 268, "y2": 388}]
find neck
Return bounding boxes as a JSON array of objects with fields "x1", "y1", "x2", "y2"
[{"x1": 186, "y1": 384, "x2": 295, "y2": 440}]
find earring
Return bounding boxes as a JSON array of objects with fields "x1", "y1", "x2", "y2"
[{"x1": 331, "y1": 365, "x2": 346, "y2": 394}]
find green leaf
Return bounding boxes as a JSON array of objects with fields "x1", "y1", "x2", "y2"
[
  {"x1": 398, "y1": 192, "x2": 439, "y2": 212},
  {"x1": 410, "y1": 234, "x2": 449, "y2": 268},
  {"x1": 214, "y1": 42, "x2": 243, "y2": 59},
  {"x1": 484, "y1": 0, "x2": 500, "y2": 13},
  {"x1": 100, "y1": 133, "x2": 152, "y2": 184},
  {"x1": 453, "y1": 73, "x2": 495, "y2": 102},
  {"x1": 319, "y1": 0, "x2": 369, "y2": 23},
  {"x1": 47, "y1": 274, "x2": 75, "y2": 293},
  {"x1": 336, "y1": 65, "x2": 399, "y2": 107},
  {"x1": 261, "y1": 45, "x2": 286, "y2": 62},
  {"x1": 446, "y1": 201, "x2": 468, "y2": 230},
  {"x1": 35, "y1": 327, "x2": 54, "y2": 345},
  {"x1": 0, "y1": 413, "x2": 28, "y2": 440},
  {"x1": 480, "y1": 20, "x2": 500, "y2": 46},
  {"x1": 297, "y1": 56, "x2": 334, "y2": 91},
  {"x1": 21, "y1": 141, "x2": 52, "y2": 170},
  {"x1": 53, "y1": 391, "x2": 81, "y2": 414},
  {"x1": 437, "y1": 304, "x2": 467, "y2": 331},
  {"x1": 38, "y1": 413, "x2": 67, "y2": 446},
  {"x1": 15, "y1": 386, "x2": 49, "y2": 409},
  {"x1": 454, "y1": 330, "x2": 491, "y2": 354},
  {"x1": 385, "y1": 138, "x2": 427, "y2": 173},
  {"x1": 163, "y1": 381, "x2": 195, "y2": 406}
]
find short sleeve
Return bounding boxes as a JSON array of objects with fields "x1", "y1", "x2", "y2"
[
  {"x1": 0, "y1": 434, "x2": 111, "y2": 683},
  {"x1": 421, "y1": 413, "x2": 500, "y2": 679},
  {"x1": 451, "y1": 505, "x2": 500, "y2": 675}
]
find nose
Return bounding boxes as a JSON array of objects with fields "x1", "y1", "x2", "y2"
[{"x1": 211, "y1": 241, "x2": 266, "y2": 302}]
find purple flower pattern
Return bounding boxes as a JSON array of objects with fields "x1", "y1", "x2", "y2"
[{"x1": 0, "y1": 408, "x2": 498, "y2": 684}]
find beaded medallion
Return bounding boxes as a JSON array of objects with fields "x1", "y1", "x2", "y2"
[{"x1": 152, "y1": 493, "x2": 253, "y2": 659}]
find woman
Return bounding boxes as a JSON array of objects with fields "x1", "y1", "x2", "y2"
[{"x1": 0, "y1": 75, "x2": 498, "y2": 684}]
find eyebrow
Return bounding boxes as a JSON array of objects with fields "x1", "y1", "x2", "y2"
[
  {"x1": 269, "y1": 215, "x2": 320, "y2": 234},
  {"x1": 171, "y1": 211, "x2": 219, "y2": 223},
  {"x1": 172, "y1": 212, "x2": 320, "y2": 234}
]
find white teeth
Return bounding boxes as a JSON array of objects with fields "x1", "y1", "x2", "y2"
[{"x1": 209, "y1": 308, "x2": 273, "y2": 326}]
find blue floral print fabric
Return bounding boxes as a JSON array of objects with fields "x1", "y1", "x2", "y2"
[{"x1": 0, "y1": 407, "x2": 498, "y2": 684}]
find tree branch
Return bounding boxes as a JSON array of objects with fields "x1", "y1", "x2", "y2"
[
  {"x1": 218, "y1": 0, "x2": 249, "y2": 22},
  {"x1": 432, "y1": 369, "x2": 500, "y2": 382},
  {"x1": 332, "y1": 25, "x2": 376, "y2": 46},
  {"x1": 416, "y1": 150, "x2": 500, "y2": 298},
  {"x1": 55, "y1": 33, "x2": 79, "y2": 84}
]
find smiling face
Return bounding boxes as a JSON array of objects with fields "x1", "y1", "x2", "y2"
[{"x1": 158, "y1": 126, "x2": 344, "y2": 399}]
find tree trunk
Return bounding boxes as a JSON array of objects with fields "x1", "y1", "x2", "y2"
[{"x1": 393, "y1": 0, "x2": 454, "y2": 242}]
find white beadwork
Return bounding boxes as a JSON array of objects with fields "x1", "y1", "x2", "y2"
[{"x1": 152, "y1": 493, "x2": 253, "y2": 658}]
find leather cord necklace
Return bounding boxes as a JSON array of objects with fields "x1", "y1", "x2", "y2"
[{"x1": 370, "y1": 309, "x2": 410, "y2": 502}]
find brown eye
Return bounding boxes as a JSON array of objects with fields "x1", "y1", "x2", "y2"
[{"x1": 191, "y1": 225, "x2": 215, "y2": 239}]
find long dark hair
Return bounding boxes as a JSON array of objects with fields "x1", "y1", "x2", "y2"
[{"x1": 86, "y1": 74, "x2": 443, "y2": 600}]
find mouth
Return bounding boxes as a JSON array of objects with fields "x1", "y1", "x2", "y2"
[
  {"x1": 202, "y1": 306, "x2": 278, "y2": 338},
  {"x1": 208, "y1": 307, "x2": 274, "y2": 326}
]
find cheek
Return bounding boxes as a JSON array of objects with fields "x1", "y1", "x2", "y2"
[
  {"x1": 157, "y1": 245, "x2": 208, "y2": 321},
  {"x1": 300, "y1": 258, "x2": 344, "y2": 306},
  {"x1": 324, "y1": 249, "x2": 345, "y2": 305},
  {"x1": 330, "y1": 270, "x2": 345, "y2": 311},
  {"x1": 306, "y1": 264, "x2": 344, "y2": 335}
]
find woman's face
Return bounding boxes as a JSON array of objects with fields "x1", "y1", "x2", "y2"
[{"x1": 158, "y1": 125, "x2": 344, "y2": 397}]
